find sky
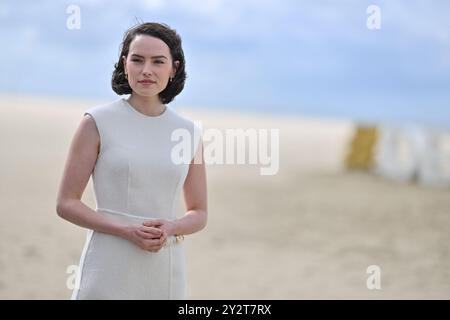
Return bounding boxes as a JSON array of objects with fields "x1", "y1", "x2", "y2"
[{"x1": 1, "y1": 0, "x2": 449, "y2": 127}]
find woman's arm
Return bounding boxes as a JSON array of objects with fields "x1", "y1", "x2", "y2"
[{"x1": 56, "y1": 115, "x2": 161, "y2": 242}]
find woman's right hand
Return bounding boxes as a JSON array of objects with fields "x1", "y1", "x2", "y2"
[{"x1": 121, "y1": 224, "x2": 167, "y2": 252}]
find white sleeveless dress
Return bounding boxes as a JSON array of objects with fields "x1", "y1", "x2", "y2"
[{"x1": 71, "y1": 98, "x2": 202, "y2": 300}]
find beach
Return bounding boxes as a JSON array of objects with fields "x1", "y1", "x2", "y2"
[{"x1": 0, "y1": 95, "x2": 449, "y2": 299}]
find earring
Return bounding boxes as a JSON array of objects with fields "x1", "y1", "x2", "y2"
[
  {"x1": 125, "y1": 73, "x2": 128, "y2": 79},
  {"x1": 169, "y1": 76, "x2": 173, "y2": 82}
]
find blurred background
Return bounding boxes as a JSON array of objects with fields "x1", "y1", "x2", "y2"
[{"x1": 0, "y1": 0, "x2": 449, "y2": 299}]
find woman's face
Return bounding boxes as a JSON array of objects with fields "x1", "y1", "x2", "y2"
[{"x1": 123, "y1": 34, "x2": 179, "y2": 99}]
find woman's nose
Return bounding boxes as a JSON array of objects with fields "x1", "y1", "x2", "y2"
[{"x1": 142, "y1": 62, "x2": 153, "y2": 75}]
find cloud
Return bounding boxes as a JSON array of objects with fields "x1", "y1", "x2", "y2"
[{"x1": 0, "y1": 0, "x2": 449, "y2": 124}]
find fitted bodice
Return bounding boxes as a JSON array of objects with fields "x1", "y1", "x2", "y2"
[{"x1": 84, "y1": 98, "x2": 202, "y2": 220}]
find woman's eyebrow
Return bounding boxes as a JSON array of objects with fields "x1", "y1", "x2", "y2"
[
  {"x1": 151, "y1": 55, "x2": 168, "y2": 59},
  {"x1": 130, "y1": 53, "x2": 168, "y2": 59}
]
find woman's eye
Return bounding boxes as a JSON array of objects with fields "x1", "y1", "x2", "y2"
[
  {"x1": 155, "y1": 60, "x2": 163, "y2": 64},
  {"x1": 131, "y1": 59, "x2": 142, "y2": 63}
]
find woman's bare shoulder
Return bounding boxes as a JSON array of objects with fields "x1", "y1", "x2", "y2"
[{"x1": 75, "y1": 113, "x2": 100, "y2": 154}]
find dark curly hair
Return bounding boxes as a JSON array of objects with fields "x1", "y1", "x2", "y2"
[{"x1": 111, "y1": 22, "x2": 187, "y2": 104}]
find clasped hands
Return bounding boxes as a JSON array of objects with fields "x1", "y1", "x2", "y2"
[{"x1": 123, "y1": 219, "x2": 175, "y2": 253}]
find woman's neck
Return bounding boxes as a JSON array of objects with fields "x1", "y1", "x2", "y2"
[{"x1": 127, "y1": 93, "x2": 166, "y2": 117}]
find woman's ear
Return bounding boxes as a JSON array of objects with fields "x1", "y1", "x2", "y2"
[{"x1": 172, "y1": 60, "x2": 180, "y2": 77}]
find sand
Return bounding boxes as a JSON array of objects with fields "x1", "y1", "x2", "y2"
[{"x1": 0, "y1": 95, "x2": 449, "y2": 299}]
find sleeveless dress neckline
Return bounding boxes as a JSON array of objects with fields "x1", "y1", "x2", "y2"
[{"x1": 121, "y1": 98, "x2": 169, "y2": 119}]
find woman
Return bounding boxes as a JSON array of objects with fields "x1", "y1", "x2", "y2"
[{"x1": 56, "y1": 22, "x2": 207, "y2": 299}]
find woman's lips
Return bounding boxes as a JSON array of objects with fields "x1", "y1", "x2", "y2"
[{"x1": 138, "y1": 80, "x2": 156, "y2": 85}]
